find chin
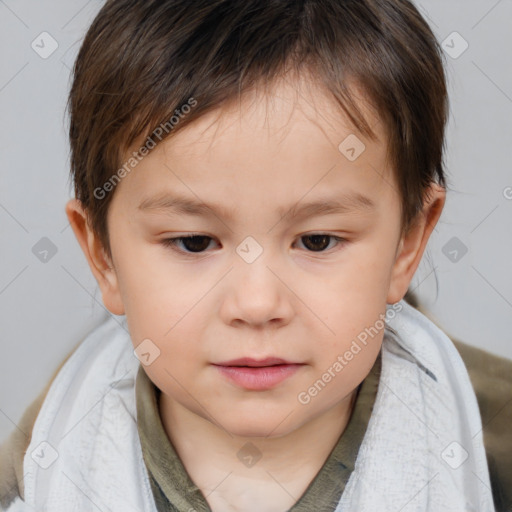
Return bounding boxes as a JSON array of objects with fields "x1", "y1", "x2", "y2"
[{"x1": 222, "y1": 412, "x2": 303, "y2": 440}]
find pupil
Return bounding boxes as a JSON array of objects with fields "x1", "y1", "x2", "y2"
[
  {"x1": 183, "y1": 236, "x2": 210, "y2": 252},
  {"x1": 303, "y1": 235, "x2": 329, "y2": 251}
]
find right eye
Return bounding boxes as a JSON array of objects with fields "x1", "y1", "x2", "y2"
[{"x1": 161, "y1": 235, "x2": 217, "y2": 254}]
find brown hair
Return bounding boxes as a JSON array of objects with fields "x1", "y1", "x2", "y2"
[{"x1": 68, "y1": 0, "x2": 449, "y2": 260}]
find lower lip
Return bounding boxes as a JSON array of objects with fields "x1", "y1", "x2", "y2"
[{"x1": 214, "y1": 364, "x2": 303, "y2": 390}]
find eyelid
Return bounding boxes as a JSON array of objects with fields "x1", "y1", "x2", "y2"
[
  {"x1": 160, "y1": 233, "x2": 348, "y2": 255},
  {"x1": 160, "y1": 234, "x2": 217, "y2": 252}
]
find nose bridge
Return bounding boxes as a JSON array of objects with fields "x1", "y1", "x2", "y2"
[
  {"x1": 222, "y1": 239, "x2": 293, "y2": 325},
  {"x1": 235, "y1": 243, "x2": 279, "y2": 299}
]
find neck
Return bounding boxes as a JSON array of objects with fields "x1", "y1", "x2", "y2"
[{"x1": 159, "y1": 389, "x2": 358, "y2": 512}]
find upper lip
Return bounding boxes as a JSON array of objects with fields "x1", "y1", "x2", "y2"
[{"x1": 213, "y1": 357, "x2": 299, "y2": 367}]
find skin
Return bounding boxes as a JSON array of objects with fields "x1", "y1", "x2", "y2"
[{"x1": 66, "y1": 73, "x2": 445, "y2": 512}]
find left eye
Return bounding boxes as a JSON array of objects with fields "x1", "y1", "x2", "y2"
[
  {"x1": 161, "y1": 234, "x2": 346, "y2": 254},
  {"x1": 294, "y1": 234, "x2": 346, "y2": 252}
]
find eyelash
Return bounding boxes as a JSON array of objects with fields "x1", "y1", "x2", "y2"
[{"x1": 160, "y1": 234, "x2": 347, "y2": 256}]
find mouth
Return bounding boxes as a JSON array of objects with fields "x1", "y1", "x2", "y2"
[
  {"x1": 213, "y1": 357, "x2": 298, "y2": 367},
  {"x1": 212, "y1": 357, "x2": 304, "y2": 390}
]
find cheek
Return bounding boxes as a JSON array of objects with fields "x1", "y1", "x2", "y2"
[
  {"x1": 344, "y1": 232, "x2": 398, "y2": 300},
  {"x1": 129, "y1": 312, "x2": 206, "y2": 405},
  {"x1": 112, "y1": 241, "x2": 194, "y2": 325},
  {"x1": 113, "y1": 252, "x2": 211, "y2": 362},
  {"x1": 122, "y1": 281, "x2": 207, "y2": 354},
  {"x1": 301, "y1": 240, "x2": 392, "y2": 365},
  {"x1": 309, "y1": 239, "x2": 393, "y2": 311}
]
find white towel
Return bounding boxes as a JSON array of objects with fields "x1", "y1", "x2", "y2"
[{"x1": 336, "y1": 300, "x2": 495, "y2": 511}]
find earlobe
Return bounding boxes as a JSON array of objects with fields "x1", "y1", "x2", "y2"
[
  {"x1": 65, "y1": 199, "x2": 125, "y2": 315},
  {"x1": 386, "y1": 184, "x2": 446, "y2": 304}
]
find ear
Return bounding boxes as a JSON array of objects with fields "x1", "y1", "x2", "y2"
[
  {"x1": 386, "y1": 183, "x2": 446, "y2": 304},
  {"x1": 65, "y1": 199, "x2": 125, "y2": 315}
]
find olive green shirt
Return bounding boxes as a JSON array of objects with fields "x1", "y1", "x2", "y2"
[{"x1": 135, "y1": 351, "x2": 383, "y2": 511}]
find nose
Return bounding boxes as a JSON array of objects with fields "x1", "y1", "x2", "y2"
[{"x1": 219, "y1": 253, "x2": 294, "y2": 328}]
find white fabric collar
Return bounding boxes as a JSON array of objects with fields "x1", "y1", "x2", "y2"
[{"x1": 336, "y1": 300, "x2": 495, "y2": 511}]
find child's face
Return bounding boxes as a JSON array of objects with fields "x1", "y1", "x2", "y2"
[{"x1": 79, "y1": 77, "x2": 440, "y2": 437}]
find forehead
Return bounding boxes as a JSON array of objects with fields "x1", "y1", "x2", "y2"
[
  {"x1": 113, "y1": 73, "x2": 398, "y2": 221},
  {"x1": 166, "y1": 73, "x2": 386, "y2": 157}
]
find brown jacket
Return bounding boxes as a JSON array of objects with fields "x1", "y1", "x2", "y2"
[{"x1": 1, "y1": 297, "x2": 511, "y2": 511}]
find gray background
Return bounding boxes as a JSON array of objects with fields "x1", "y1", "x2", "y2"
[{"x1": 1, "y1": 0, "x2": 511, "y2": 444}]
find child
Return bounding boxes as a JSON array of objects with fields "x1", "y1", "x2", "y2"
[{"x1": 1, "y1": 0, "x2": 511, "y2": 510}]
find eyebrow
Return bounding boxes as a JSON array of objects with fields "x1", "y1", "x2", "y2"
[{"x1": 137, "y1": 191, "x2": 376, "y2": 220}]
